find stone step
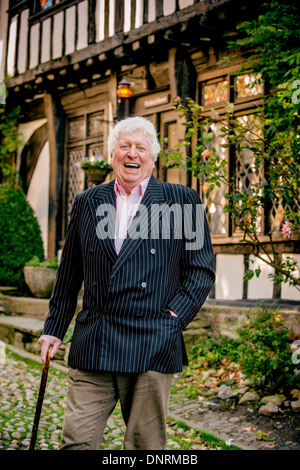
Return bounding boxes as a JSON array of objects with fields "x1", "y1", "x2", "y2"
[
  {"x1": 0, "y1": 315, "x2": 44, "y2": 335},
  {"x1": 0, "y1": 292, "x2": 82, "y2": 321},
  {"x1": 0, "y1": 315, "x2": 69, "y2": 364}
]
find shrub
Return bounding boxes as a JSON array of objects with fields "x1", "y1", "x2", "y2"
[
  {"x1": 188, "y1": 336, "x2": 240, "y2": 368},
  {"x1": 236, "y1": 305, "x2": 294, "y2": 391},
  {"x1": 0, "y1": 182, "x2": 44, "y2": 289},
  {"x1": 25, "y1": 256, "x2": 58, "y2": 269}
]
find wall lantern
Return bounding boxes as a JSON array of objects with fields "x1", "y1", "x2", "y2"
[{"x1": 117, "y1": 77, "x2": 133, "y2": 100}]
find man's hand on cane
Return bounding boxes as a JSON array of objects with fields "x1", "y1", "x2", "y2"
[{"x1": 38, "y1": 335, "x2": 62, "y2": 363}]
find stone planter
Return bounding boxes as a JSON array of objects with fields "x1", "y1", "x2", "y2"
[
  {"x1": 24, "y1": 266, "x2": 57, "y2": 299},
  {"x1": 85, "y1": 167, "x2": 112, "y2": 185}
]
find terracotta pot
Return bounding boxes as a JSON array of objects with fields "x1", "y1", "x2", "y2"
[{"x1": 24, "y1": 266, "x2": 57, "y2": 298}]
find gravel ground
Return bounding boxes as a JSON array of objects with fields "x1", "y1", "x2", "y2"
[{"x1": 0, "y1": 348, "x2": 230, "y2": 451}]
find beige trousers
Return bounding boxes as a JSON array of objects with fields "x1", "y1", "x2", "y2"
[{"x1": 60, "y1": 368, "x2": 173, "y2": 450}]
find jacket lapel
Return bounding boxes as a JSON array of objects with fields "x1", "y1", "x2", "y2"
[
  {"x1": 86, "y1": 176, "x2": 172, "y2": 277},
  {"x1": 109, "y1": 175, "x2": 172, "y2": 280},
  {"x1": 87, "y1": 180, "x2": 118, "y2": 264}
]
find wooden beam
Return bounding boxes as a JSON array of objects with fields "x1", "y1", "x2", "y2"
[
  {"x1": 88, "y1": 0, "x2": 96, "y2": 44},
  {"x1": 6, "y1": 0, "x2": 233, "y2": 89},
  {"x1": 43, "y1": 93, "x2": 65, "y2": 259},
  {"x1": 115, "y1": 0, "x2": 124, "y2": 34}
]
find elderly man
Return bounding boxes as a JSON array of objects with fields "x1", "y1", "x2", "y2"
[{"x1": 38, "y1": 116, "x2": 215, "y2": 450}]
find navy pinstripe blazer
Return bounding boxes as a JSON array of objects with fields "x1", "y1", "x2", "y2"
[{"x1": 43, "y1": 175, "x2": 215, "y2": 373}]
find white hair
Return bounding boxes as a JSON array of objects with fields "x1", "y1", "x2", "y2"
[{"x1": 107, "y1": 116, "x2": 161, "y2": 162}]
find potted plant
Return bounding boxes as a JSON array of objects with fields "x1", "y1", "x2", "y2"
[
  {"x1": 24, "y1": 256, "x2": 59, "y2": 298},
  {"x1": 75, "y1": 154, "x2": 113, "y2": 185}
]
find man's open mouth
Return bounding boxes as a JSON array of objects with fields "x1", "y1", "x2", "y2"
[{"x1": 124, "y1": 163, "x2": 140, "y2": 168}]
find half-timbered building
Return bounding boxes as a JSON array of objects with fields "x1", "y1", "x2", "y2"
[{"x1": 1, "y1": 0, "x2": 299, "y2": 302}]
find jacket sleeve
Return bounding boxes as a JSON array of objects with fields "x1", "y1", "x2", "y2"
[
  {"x1": 42, "y1": 194, "x2": 83, "y2": 340},
  {"x1": 167, "y1": 188, "x2": 215, "y2": 329}
]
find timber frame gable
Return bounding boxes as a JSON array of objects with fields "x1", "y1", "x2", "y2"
[{"x1": 4, "y1": 0, "x2": 259, "y2": 100}]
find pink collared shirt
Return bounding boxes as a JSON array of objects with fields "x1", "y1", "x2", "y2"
[{"x1": 114, "y1": 177, "x2": 150, "y2": 254}]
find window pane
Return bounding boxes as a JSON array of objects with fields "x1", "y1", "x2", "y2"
[
  {"x1": 66, "y1": 147, "x2": 85, "y2": 221},
  {"x1": 202, "y1": 79, "x2": 228, "y2": 106},
  {"x1": 235, "y1": 73, "x2": 263, "y2": 99},
  {"x1": 269, "y1": 189, "x2": 296, "y2": 232},
  {"x1": 87, "y1": 111, "x2": 104, "y2": 137},
  {"x1": 87, "y1": 143, "x2": 104, "y2": 158},
  {"x1": 68, "y1": 116, "x2": 85, "y2": 140},
  {"x1": 235, "y1": 114, "x2": 263, "y2": 191},
  {"x1": 202, "y1": 122, "x2": 227, "y2": 235},
  {"x1": 40, "y1": 0, "x2": 63, "y2": 11},
  {"x1": 235, "y1": 114, "x2": 263, "y2": 232}
]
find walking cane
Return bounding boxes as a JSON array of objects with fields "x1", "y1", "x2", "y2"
[{"x1": 29, "y1": 345, "x2": 53, "y2": 451}]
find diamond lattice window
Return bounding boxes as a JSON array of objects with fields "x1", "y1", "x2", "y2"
[{"x1": 65, "y1": 110, "x2": 105, "y2": 228}]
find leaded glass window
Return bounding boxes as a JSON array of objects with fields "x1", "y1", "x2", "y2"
[
  {"x1": 201, "y1": 78, "x2": 229, "y2": 107},
  {"x1": 235, "y1": 73, "x2": 264, "y2": 100},
  {"x1": 234, "y1": 114, "x2": 264, "y2": 233},
  {"x1": 201, "y1": 122, "x2": 227, "y2": 235},
  {"x1": 65, "y1": 110, "x2": 105, "y2": 227},
  {"x1": 199, "y1": 72, "x2": 266, "y2": 237}
]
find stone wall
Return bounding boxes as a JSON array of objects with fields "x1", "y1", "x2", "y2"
[{"x1": 1, "y1": 293, "x2": 299, "y2": 367}]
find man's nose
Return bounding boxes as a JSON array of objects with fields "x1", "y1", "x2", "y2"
[{"x1": 128, "y1": 146, "x2": 137, "y2": 157}]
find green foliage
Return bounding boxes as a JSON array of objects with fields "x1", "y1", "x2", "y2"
[
  {"x1": 0, "y1": 103, "x2": 23, "y2": 179},
  {"x1": 166, "y1": 1, "x2": 300, "y2": 289},
  {"x1": 0, "y1": 182, "x2": 44, "y2": 289},
  {"x1": 227, "y1": 1, "x2": 300, "y2": 89},
  {"x1": 183, "y1": 306, "x2": 295, "y2": 392},
  {"x1": 188, "y1": 336, "x2": 240, "y2": 368},
  {"x1": 236, "y1": 305, "x2": 294, "y2": 391},
  {"x1": 25, "y1": 256, "x2": 58, "y2": 269}
]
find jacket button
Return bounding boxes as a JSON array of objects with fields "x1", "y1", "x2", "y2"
[
  {"x1": 150, "y1": 248, "x2": 156, "y2": 254},
  {"x1": 141, "y1": 282, "x2": 147, "y2": 288}
]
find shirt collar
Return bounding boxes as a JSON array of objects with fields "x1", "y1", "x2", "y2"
[{"x1": 114, "y1": 176, "x2": 151, "y2": 199}]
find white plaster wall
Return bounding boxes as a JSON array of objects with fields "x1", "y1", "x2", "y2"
[
  {"x1": 124, "y1": 0, "x2": 131, "y2": 32},
  {"x1": 41, "y1": 18, "x2": 51, "y2": 64},
  {"x1": 52, "y1": 11, "x2": 64, "y2": 59},
  {"x1": 215, "y1": 254, "x2": 244, "y2": 300},
  {"x1": 179, "y1": 0, "x2": 193, "y2": 9},
  {"x1": 6, "y1": 15, "x2": 17, "y2": 77},
  {"x1": 27, "y1": 142, "x2": 50, "y2": 259},
  {"x1": 109, "y1": 0, "x2": 115, "y2": 37},
  {"x1": 17, "y1": 9, "x2": 29, "y2": 75},
  {"x1": 281, "y1": 254, "x2": 300, "y2": 301},
  {"x1": 148, "y1": 0, "x2": 156, "y2": 23},
  {"x1": 163, "y1": 0, "x2": 176, "y2": 16},
  {"x1": 77, "y1": 0, "x2": 88, "y2": 50},
  {"x1": 0, "y1": 0, "x2": 9, "y2": 81},
  {"x1": 247, "y1": 254, "x2": 274, "y2": 299},
  {"x1": 96, "y1": 0, "x2": 105, "y2": 41},
  {"x1": 29, "y1": 23, "x2": 40, "y2": 69},
  {"x1": 65, "y1": 6, "x2": 76, "y2": 55},
  {"x1": 135, "y1": 0, "x2": 143, "y2": 28}
]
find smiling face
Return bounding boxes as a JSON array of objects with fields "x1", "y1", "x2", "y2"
[{"x1": 111, "y1": 131, "x2": 155, "y2": 195}]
